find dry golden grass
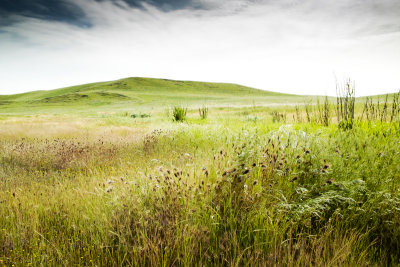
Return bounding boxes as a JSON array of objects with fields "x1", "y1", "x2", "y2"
[{"x1": 0, "y1": 106, "x2": 399, "y2": 266}]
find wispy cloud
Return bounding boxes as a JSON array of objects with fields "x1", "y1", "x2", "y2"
[{"x1": 0, "y1": 0, "x2": 399, "y2": 95}]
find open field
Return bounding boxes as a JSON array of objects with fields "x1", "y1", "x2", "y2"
[{"x1": 1, "y1": 78, "x2": 400, "y2": 266}]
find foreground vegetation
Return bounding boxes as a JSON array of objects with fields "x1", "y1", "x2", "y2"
[{"x1": 1, "y1": 79, "x2": 400, "y2": 266}]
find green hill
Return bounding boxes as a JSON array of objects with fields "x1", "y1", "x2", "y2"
[{"x1": 0, "y1": 77, "x2": 308, "y2": 115}]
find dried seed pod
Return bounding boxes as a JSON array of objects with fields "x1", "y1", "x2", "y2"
[{"x1": 326, "y1": 178, "x2": 334, "y2": 184}]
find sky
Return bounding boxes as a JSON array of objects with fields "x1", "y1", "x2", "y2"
[{"x1": 0, "y1": 0, "x2": 399, "y2": 96}]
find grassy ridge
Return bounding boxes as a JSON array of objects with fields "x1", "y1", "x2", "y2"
[{"x1": 0, "y1": 77, "x2": 308, "y2": 115}]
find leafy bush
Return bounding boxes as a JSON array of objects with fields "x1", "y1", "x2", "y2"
[{"x1": 280, "y1": 179, "x2": 400, "y2": 261}]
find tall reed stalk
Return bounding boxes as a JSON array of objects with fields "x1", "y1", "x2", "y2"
[{"x1": 336, "y1": 78, "x2": 355, "y2": 130}]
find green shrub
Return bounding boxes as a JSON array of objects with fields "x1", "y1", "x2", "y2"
[{"x1": 172, "y1": 106, "x2": 187, "y2": 122}]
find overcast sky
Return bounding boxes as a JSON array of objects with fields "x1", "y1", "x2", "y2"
[{"x1": 0, "y1": 0, "x2": 399, "y2": 96}]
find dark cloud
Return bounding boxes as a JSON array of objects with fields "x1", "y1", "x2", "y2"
[
  {"x1": 2, "y1": 0, "x2": 399, "y2": 28},
  {"x1": 0, "y1": 0, "x2": 200, "y2": 27},
  {"x1": 0, "y1": 0, "x2": 91, "y2": 27}
]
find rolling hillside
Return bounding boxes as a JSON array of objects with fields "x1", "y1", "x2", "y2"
[{"x1": 0, "y1": 77, "x2": 308, "y2": 114}]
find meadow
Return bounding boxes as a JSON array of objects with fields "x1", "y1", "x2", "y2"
[{"x1": 0, "y1": 78, "x2": 400, "y2": 266}]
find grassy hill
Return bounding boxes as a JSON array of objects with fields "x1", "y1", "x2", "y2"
[{"x1": 0, "y1": 77, "x2": 309, "y2": 115}]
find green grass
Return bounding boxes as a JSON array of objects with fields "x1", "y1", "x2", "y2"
[
  {"x1": 1, "y1": 115, "x2": 399, "y2": 266},
  {"x1": 0, "y1": 77, "x2": 310, "y2": 115},
  {"x1": 0, "y1": 78, "x2": 400, "y2": 266}
]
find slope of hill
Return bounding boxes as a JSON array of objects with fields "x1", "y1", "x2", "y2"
[{"x1": 0, "y1": 77, "x2": 308, "y2": 114}]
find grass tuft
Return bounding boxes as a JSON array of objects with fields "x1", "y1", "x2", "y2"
[{"x1": 172, "y1": 106, "x2": 187, "y2": 122}]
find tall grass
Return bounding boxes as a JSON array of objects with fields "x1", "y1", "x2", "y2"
[
  {"x1": 360, "y1": 91, "x2": 400, "y2": 126},
  {"x1": 336, "y1": 78, "x2": 355, "y2": 129},
  {"x1": 199, "y1": 105, "x2": 209, "y2": 119},
  {"x1": 0, "y1": 105, "x2": 400, "y2": 265}
]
